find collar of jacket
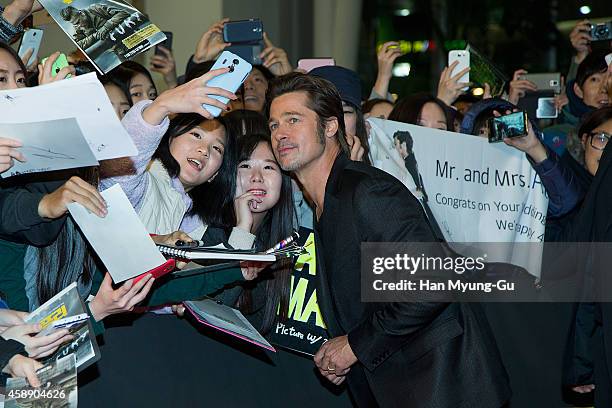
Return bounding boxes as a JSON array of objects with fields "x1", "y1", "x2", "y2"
[{"x1": 326, "y1": 152, "x2": 351, "y2": 198}]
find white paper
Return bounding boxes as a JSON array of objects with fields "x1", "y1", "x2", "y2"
[
  {"x1": 0, "y1": 118, "x2": 98, "y2": 178},
  {"x1": 0, "y1": 73, "x2": 137, "y2": 161},
  {"x1": 67, "y1": 184, "x2": 166, "y2": 283}
]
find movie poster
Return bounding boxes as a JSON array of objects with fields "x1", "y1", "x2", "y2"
[
  {"x1": 268, "y1": 227, "x2": 329, "y2": 356},
  {"x1": 39, "y1": 0, "x2": 166, "y2": 73}
]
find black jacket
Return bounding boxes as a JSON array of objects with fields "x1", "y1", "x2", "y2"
[
  {"x1": 0, "y1": 180, "x2": 66, "y2": 246},
  {"x1": 314, "y1": 153, "x2": 511, "y2": 407}
]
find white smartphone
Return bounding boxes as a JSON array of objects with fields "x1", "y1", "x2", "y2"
[
  {"x1": 536, "y1": 97, "x2": 558, "y2": 119},
  {"x1": 448, "y1": 50, "x2": 470, "y2": 91},
  {"x1": 203, "y1": 51, "x2": 253, "y2": 117},
  {"x1": 18, "y1": 28, "x2": 44, "y2": 67}
]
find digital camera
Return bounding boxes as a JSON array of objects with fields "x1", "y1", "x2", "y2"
[{"x1": 591, "y1": 22, "x2": 612, "y2": 42}]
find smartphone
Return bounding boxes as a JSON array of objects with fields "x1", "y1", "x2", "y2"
[
  {"x1": 18, "y1": 28, "x2": 44, "y2": 67},
  {"x1": 154, "y1": 31, "x2": 173, "y2": 56},
  {"x1": 448, "y1": 50, "x2": 470, "y2": 91},
  {"x1": 488, "y1": 111, "x2": 528, "y2": 143},
  {"x1": 203, "y1": 51, "x2": 253, "y2": 117},
  {"x1": 223, "y1": 19, "x2": 263, "y2": 43},
  {"x1": 536, "y1": 97, "x2": 558, "y2": 119},
  {"x1": 226, "y1": 43, "x2": 263, "y2": 66},
  {"x1": 41, "y1": 53, "x2": 70, "y2": 77},
  {"x1": 297, "y1": 58, "x2": 336, "y2": 72},
  {"x1": 517, "y1": 72, "x2": 561, "y2": 94}
]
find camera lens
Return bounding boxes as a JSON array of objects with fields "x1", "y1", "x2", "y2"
[
  {"x1": 228, "y1": 65, "x2": 235, "y2": 73},
  {"x1": 233, "y1": 59, "x2": 239, "y2": 65}
]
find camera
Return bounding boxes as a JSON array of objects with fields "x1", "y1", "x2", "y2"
[{"x1": 591, "y1": 22, "x2": 612, "y2": 42}]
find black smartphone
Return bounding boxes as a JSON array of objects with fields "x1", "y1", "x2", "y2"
[
  {"x1": 223, "y1": 19, "x2": 263, "y2": 43},
  {"x1": 155, "y1": 31, "x2": 173, "y2": 56},
  {"x1": 488, "y1": 111, "x2": 528, "y2": 143},
  {"x1": 226, "y1": 43, "x2": 263, "y2": 66}
]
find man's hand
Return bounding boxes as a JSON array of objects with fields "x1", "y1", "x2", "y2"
[
  {"x1": 570, "y1": 19, "x2": 592, "y2": 64},
  {"x1": 347, "y1": 134, "x2": 365, "y2": 162},
  {"x1": 0, "y1": 309, "x2": 27, "y2": 333},
  {"x1": 314, "y1": 335, "x2": 358, "y2": 385},
  {"x1": 498, "y1": 109, "x2": 548, "y2": 163},
  {"x1": 239, "y1": 261, "x2": 268, "y2": 280},
  {"x1": 437, "y1": 61, "x2": 470, "y2": 106},
  {"x1": 38, "y1": 176, "x2": 107, "y2": 219},
  {"x1": 193, "y1": 18, "x2": 231, "y2": 64},
  {"x1": 260, "y1": 33, "x2": 292, "y2": 76},
  {"x1": 2, "y1": 0, "x2": 43, "y2": 26},
  {"x1": 88, "y1": 273, "x2": 155, "y2": 321},
  {"x1": 150, "y1": 46, "x2": 178, "y2": 89},
  {"x1": 1, "y1": 324, "x2": 73, "y2": 359},
  {"x1": 0, "y1": 137, "x2": 25, "y2": 174},
  {"x1": 507, "y1": 69, "x2": 538, "y2": 105},
  {"x1": 3, "y1": 355, "x2": 42, "y2": 388},
  {"x1": 19, "y1": 48, "x2": 38, "y2": 73},
  {"x1": 37, "y1": 52, "x2": 76, "y2": 86}
]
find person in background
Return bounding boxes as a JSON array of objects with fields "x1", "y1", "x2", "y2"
[
  {"x1": 310, "y1": 65, "x2": 370, "y2": 163},
  {"x1": 369, "y1": 41, "x2": 402, "y2": 101},
  {"x1": 544, "y1": 51, "x2": 609, "y2": 160},
  {"x1": 0, "y1": 0, "x2": 42, "y2": 44},
  {"x1": 389, "y1": 93, "x2": 453, "y2": 131},
  {"x1": 186, "y1": 19, "x2": 291, "y2": 114},
  {"x1": 362, "y1": 98, "x2": 394, "y2": 120},
  {"x1": 149, "y1": 45, "x2": 178, "y2": 90},
  {"x1": 114, "y1": 61, "x2": 159, "y2": 103}
]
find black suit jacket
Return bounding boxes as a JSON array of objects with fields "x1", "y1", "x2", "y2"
[{"x1": 314, "y1": 154, "x2": 511, "y2": 408}]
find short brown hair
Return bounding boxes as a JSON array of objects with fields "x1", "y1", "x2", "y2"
[{"x1": 266, "y1": 72, "x2": 350, "y2": 155}]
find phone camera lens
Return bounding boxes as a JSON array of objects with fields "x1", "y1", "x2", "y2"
[
  {"x1": 233, "y1": 59, "x2": 239, "y2": 65},
  {"x1": 228, "y1": 65, "x2": 235, "y2": 73}
]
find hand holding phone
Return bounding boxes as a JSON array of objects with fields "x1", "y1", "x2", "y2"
[
  {"x1": 437, "y1": 50, "x2": 470, "y2": 105},
  {"x1": 202, "y1": 51, "x2": 252, "y2": 117},
  {"x1": 18, "y1": 29, "x2": 44, "y2": 68},
  {"x1": 488, "y1": 111, "x2": 528, "y2": 143},
  {"x1": 448, "y1": 50, "x2": 470, "y2": 90},
  {"x1": 223, "y1": 19, "x2": 263, "y2": 43},
  {"x1": 39, "y1": 53, "x2": 74, "y2": 85}
]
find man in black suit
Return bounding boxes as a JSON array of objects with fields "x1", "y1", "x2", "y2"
[{"x1": 267, "y1": 72, "x2": 511, "y2": 407}]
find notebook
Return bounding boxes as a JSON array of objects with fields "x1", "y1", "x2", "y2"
[{"x1": 184, "y1": 299, "x2": 275, "y2": 352}]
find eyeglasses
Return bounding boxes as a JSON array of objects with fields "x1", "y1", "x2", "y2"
[{"x1": 590, "y1": 131, "x2": 611, "y2": 151}]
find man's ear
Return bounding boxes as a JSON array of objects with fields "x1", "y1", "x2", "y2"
[
  {"x1": 581, "y1": 133, "x2": 588, "y2": 149},
  {"x1": 574, "y1": 82, "x2": 584, "y2": 100},
  {"x1": 324, "y1": 117, "x2": 339, "y2": 139}
]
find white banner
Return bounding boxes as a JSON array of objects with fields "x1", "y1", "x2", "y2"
[{"x1": 368, "y1": 118, "x2": 548, "y2": 277}]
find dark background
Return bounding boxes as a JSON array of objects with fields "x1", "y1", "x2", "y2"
[{"x1": 357, "y1": 0, "x2": 612, "y2": 97}]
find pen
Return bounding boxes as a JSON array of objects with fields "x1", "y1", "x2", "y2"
[
  {"x1": 175, "y1": 240, "x2": 205, "y2": 247},
  {"x1": 265, "y1": 231, "x2": 300, "y2": 254}
]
